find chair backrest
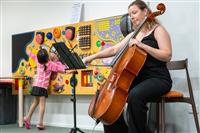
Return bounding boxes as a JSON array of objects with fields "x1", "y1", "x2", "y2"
[
  {"x1": 166, "y1": 59, "x2": 187, "y2": 70},
  {"x1": 166, "y1": 58, "x2": 194, "y2": 99}
]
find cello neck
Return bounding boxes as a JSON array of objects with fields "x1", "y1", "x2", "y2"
[
  {"x1": 110, "y1": 16, "x2": 148, "y2": 67},
  {"x1": 129, "y1": 16, "x2": 148, "y2": 40},
  {"x1": 110, "y1": 3, "x2": 165, "y2": 67}
]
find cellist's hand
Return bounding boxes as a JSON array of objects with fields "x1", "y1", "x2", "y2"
[
  {"x1": 82, "y1": 56, "x2": 93, "y2": 65},
  {"x1": 129, "y1": 38, "x2": 143, "y2": 48}
]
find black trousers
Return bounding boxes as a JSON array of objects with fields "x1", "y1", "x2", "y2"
[{"x1": 104, "y1": 78, "x2": 172, "y2": 133}]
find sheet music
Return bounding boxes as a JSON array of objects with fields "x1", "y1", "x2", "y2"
[{"x1": 70, "y1": 2, "x2": 83, "y2": 23}]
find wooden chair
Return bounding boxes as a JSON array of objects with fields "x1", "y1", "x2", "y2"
[{"x1": 157, "y1": 58, "x2": 200, "y2": 133}]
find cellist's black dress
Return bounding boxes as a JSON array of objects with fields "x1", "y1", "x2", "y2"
[{"x1": 103, "y1": 29, "x2": 172, "y2": 133}]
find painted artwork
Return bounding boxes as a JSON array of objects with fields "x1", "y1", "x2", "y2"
[{"x1": 12, "y1": 15, "x2": 124, "y2": 95}]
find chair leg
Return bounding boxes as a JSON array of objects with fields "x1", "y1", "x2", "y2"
[
  {"x1": 161, "y1": 99, "x2": 165, "y2": 133},
  {"x1": 191, "y1": 102, "x2": 200, "y2": 133},
  {"x1": 156, "y1": 102, "x2": 160, "y2": 133}
]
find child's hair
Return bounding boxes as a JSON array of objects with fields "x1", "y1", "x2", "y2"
[{"x1": 37, "y1": 48, "x2": 49, "y2": 71}]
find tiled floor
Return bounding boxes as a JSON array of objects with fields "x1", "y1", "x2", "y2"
[{"x1": 0, "y1": 124, "x2": 103, "y2": 133}]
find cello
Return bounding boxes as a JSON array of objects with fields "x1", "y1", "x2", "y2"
[{"x1": 88, "y1": 3, "x2": 166, "y2": 125}]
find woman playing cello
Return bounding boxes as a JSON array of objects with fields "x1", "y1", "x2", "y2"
[{"x1": 83, "y1": 0, "x2": 172, "y2": 132}]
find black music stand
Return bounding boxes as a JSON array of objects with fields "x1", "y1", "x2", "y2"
[{"x1": 52, "y1": 42, "x2": 86, "y2": 133}]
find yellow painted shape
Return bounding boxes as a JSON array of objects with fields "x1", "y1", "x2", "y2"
[{"x1": 18, "y1": 79, "x2": 24, "y2": 88}]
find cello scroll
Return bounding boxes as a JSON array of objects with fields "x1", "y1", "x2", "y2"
[{"x1": 148, "y1": 3, "x2": 165, "y2": 21}]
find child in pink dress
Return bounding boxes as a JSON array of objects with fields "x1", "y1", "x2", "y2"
[{"x1": 24, "y1": 48, "x2": 74, "y2": 130}]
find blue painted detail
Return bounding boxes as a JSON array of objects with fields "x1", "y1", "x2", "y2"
[
  {"x1": 62, "y1": 30, "x2": 65, "y2": 35},
  {"x1": 46, "y1": 32, "x2": 53, "y2": 40}
]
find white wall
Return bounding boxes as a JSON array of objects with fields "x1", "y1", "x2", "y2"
[
  {"x1": 0, "y1": 0, "x2": 3, "y2": 75},
  {"x1": 1, "y1": 0, "x2": 199, "y2": 132}
]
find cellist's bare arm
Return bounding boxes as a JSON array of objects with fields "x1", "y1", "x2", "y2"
[
  {"x1": 82, "y1": 32, "x2": 134, "y2": 64},
  {"x1": 129, "y1": 25, "x2": 172, "y2": 62}
]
